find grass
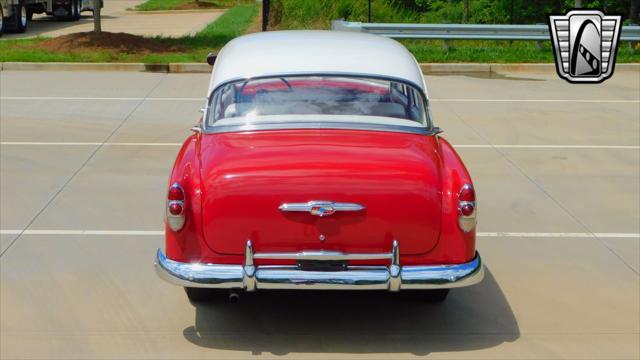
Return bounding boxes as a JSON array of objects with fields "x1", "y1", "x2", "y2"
[
  {"x1": 0, "y1": 1, "x2": 638, "y2": 64},
  {"x1": 268, "y1": 0, "x2": 640, "y2": 63},
  {"x1": 135, "y1": 0, "x2": 195, "y2": 11},
  {"x1": 0, "y1": 3, "x2": 259, "y2": 63},
  {"x1": 268, "y1": 0, "x2": 419, "y2": 30},
  {"x1": 406, "y1": 41, "x2": 639, "y2": 63},
  {"x1": 134, "y1": 0, "x2": 250, "y2": 11}
]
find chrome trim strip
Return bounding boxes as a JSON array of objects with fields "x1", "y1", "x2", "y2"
[
  {"x1": 388, "y1": 240, "x2": 401, "y2": 292},
  {"x1": 155, "y1": 249, "x2": 244, "y2": 288},
  {"x1": 279, "y1": 201, "x2": 366, "y2": 216},
  {"x1": 243, "y1": 240, "x2": 257, "y2": 291},
  {"x1": 254, "y1": 250, "x2": 391, "y2": 261},
  {"x1": 204, "y1": 122, "x2": 434, "y2": 135},
  {"x1": 155, "y1": 242, "x2": 485, "y2": 291},
  {"x1": 401, "y1": 255, "x2": 484, "y2": 289},
  {"x1": 256, "y1": 267, "x2": 391, "y2": 290}
]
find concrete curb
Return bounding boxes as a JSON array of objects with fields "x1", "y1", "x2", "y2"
[
  {"x1": 126, "y1": 9, "x2": 226, "y2": 15},
  {"x1": 1, "y1": 62, "x2": 638, "y2": 74},
  {"x1": 168, "y1": 63, "x2": 211, "y2": 73},
  {"x1": 1, "y1": 62, "x2": 148, "y2": 72},
  {"x1": 420, "y1": 63, "x2": 492, "y2": 73},
  {"x1": 421, "y1": 63, "x2": 640, "y2": 73}
]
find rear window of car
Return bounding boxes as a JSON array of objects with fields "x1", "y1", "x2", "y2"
[{"x1": 205, "y1": 75, "x2": 428, "y2": 128}]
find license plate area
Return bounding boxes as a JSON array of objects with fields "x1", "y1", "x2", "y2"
[{"x1": 297, "y1": 260, "x2": 348, "y2": 272}]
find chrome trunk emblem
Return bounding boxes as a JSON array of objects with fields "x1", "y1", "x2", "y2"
[{"x1": 279, "y1": 201, "x2": 365, "y2": 217}]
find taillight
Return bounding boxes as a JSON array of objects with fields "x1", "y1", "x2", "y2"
[
  {"x1": 457, "y1": 183, "x2": 476, "y2": 232},
  {"x1": 166, "y1": 183, "x2": 185, "y2": 231},
  {"x1": 168, "y1": 185, "x2": 184, "y2": 201}
]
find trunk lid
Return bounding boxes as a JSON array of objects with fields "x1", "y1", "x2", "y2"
[{"x1": 199, "y1": 129, "x2": 442, "y2": 256}]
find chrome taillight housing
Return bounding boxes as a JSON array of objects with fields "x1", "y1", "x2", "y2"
[
  {"x1": 457, "y1": 183, "x2": 476, "y2": 232},
  {"x1": 166, "y1": 183, "x2": 185, "y2": 231}
]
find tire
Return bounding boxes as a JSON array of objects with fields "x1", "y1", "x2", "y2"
[
  {"x1": 74, "y1": 0, "x2": 81, "y2": 20},
  {"x1": 184, "y1": 287, "x2": 226, "y2": 303},
  {"x1": 56, "y1": 0, "x2": 78, "y2": 21},
  {"x1": 5, "y1": 1, "x2": 27, "y2": 33},
  {"x1": 0, "y1": 6, "x2": 4, "y2": 37}
]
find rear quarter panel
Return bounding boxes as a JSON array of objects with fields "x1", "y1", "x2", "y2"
[{"x1": 431, "y1": 136, "x2": 477, "y2": 263}]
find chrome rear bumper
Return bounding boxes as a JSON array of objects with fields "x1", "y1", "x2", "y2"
[{"x1": 155, "y1": 241, "x2": 483, "y2": 291}]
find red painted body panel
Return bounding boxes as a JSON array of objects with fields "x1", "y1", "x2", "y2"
[
  {"x1": 165, "y1": 129, "x2": 476, "y2": 266},
  {"x1": 198, "y1": 130, "x2": 442, "y2": 256}
]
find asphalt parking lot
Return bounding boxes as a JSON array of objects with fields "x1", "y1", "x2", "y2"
[{"x1": 0, "y1": 69, "x2": 638, "y2": 359}]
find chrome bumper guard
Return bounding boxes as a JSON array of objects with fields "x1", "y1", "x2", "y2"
[{"x1": 155, "y1": 240, "x2": 484, "y2": 291}]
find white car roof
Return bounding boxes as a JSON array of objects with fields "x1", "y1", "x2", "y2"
[{"x1": 207, "y1": 30, "x2": 426, "y2": 94}]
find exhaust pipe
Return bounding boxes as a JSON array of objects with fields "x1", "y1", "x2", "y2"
[{"x1": 228, "y1": 291, "x2": 240, "y2": 304}]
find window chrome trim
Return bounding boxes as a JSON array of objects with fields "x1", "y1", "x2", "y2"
[
  {"x1": 205, "y1": 72, "x2": 434, "y2": 133},
  {"x1": 202, "y1": 121, "x2": 434, "y2": 135}
]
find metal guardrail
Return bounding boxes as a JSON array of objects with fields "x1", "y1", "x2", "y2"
[{"x1": 331, "y1": 19, "x2": 640, "y2": 42}]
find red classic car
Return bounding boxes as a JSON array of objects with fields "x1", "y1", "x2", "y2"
[{"x1": 155, "y1": 30, "x2": 483, "y2": 303}]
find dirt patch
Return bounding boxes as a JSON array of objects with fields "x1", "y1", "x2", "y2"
[
  {"x1": 38, "y1": 32, "x2": 183, "y2": 54},
  {"x1": 175, "y1": 1, "x2": 220, "y2": 10},
  {"x1": 244, "y1": 8, "x2": 263, "y2": 34}
]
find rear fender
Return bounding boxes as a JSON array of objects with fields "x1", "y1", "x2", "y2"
[
  {"x1": 165, "y1": 133, "x2": 219, "y2": 263},
  {"x1": 430, "y1": 137, "x2": 476, "y2": 263}
]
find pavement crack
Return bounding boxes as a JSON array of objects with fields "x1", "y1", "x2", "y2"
[
  {"x1": 0, "y1": 74, "x2": 169, "y2": 258},
  {"x1": 443, "y1": 102, "x2": 639, "y2": 276}
]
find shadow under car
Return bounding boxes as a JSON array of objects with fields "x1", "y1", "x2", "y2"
[{"x1": 182, "y1": 267, "x2": 519, "y2": 356}]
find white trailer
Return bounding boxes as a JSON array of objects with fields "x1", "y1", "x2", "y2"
[{"x1": 0, "y1": 0, "x2": 102, "y2": 34}]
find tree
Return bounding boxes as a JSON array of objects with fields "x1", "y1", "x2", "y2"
[
  {"x1": 93, "y1": 0, "x2": 101, "y2": 34},
  {"x1": 262, "y1": 0, "x2": 270, "y2": 31}
]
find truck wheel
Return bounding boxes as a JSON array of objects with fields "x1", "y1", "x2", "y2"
[
  {"x1": 68, "y1": 0, "x2": 80, "y2": 21},
  {"x1": 56, "y1": 0, "x2": 78, "y2": 21},
  {"x1": 5, "y1": 1, "x2": 28, "y2": 33},
  {"x1": 184, "y1": 287, "x2": 226, "y2": 302},
  {"x1": 0, "y1": 6, "x2": 4, "y2": 37},
  {"x1": 73, "y1": 0, "x2": 81, "y2": 20}
]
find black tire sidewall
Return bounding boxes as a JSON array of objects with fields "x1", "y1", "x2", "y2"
[
  {"x1": 55, "y1": 0, "x2": 76, "y2": 21},
  {"x1": 75, "y1": 0, "x2": 81, "y2": 20},
  {"x1": 15, "y1": 1, "x2": 27, "y2": 33},
  {"x1": 1, "y1": 6, "x2": 5, "y2": 36}
]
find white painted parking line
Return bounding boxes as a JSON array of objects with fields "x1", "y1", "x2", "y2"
[
  {"x1": 1, "y1": 230, "x2": 638, "y2": 238},
  {"x1": 1, "y1": 96, "x2": 638, "y2": 103},
  {"x1": 478, "y1": 232, "x2": 640, "y2": 238},
  {"x1": 0, "y1": 97, "x2": 204, "y2": 101},
  {"x1": 455, "y1": 145, "x2": 640, "y2": 150},
  {"x1": 0, "y1": 230, "x2": 164, "y2": 235},
  {"x1": 2, "y1": 142, "x2": 638, "y2": 150},
  {"x1": 0, "y1": 142, "x2": 182, "y2": 146},
  {"x1": 432, "y1": 99, "x2": 640, "y2": 103}
]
